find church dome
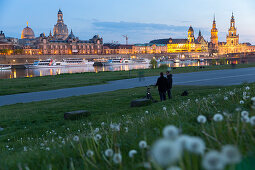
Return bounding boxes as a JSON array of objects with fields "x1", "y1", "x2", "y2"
[{"x1": 21, "y1": 25, "x2": 35, "y2": 39}]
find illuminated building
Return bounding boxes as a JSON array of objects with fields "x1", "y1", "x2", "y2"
[
  {"x1": 211, "y1": 13, "x2": 255, "y2": 54},
  {"x1": 133, "y1": 44, "x2": 167, "y2": 54},
  {"x1": 150, "y1": 26, "x2": 208, "y2": 53},
  {"x1": 103, "y1": 44, "x2": 133, "y2": 54}
]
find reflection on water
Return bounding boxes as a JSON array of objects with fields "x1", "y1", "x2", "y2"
[{"x1": 0, "y1": 58, "x2": 253, "y2": 79}]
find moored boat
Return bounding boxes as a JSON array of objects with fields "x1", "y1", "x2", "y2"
[{"x1": 0, "y1": 65, "x2": 11, "y2": 70}]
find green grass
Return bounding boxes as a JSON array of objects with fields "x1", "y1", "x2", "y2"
[
  {"x1": 1, "y1": 63, "x2": 255, "y2": 96},
  {"x1": 0, "y1": 84, "x2": 255, "y2": 169}
]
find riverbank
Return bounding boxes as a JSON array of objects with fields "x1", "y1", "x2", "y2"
[
  {"x1": 0, "y1": 84, "x2": 254, "y2": 169},
  {"x1": 1, "y1": 63, "x2": 255, "y2": 96}
]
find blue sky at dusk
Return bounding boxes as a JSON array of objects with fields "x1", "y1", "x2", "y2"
[{"x1": 0, "y1": 0, "x2": 255, "y2": 44}]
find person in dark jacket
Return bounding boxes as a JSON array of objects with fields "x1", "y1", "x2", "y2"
[
  {"x1": 166, "y1": 71, "x2": 173, "y2": 99},
  {"x1": 155, "y1": 72, "x2": 168, "y2": 101}
]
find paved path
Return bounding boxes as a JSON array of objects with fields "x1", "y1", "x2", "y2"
[{"x1": 1, "y1": 67, "x2": 255, "y2": 106}]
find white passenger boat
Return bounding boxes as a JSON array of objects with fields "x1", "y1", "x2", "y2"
[
  {"x1": 26, "y1": 59, "x2": 61, "y2": 69},
  {"x1": 60, "y1": 58, "x2": 94, "y2": 67},
  {"x1": 133, "y1": 58, "x2": 150, "y2": 64},
  {"x1": 0, "y1": 65, "x2": 11, "y2": 70}
]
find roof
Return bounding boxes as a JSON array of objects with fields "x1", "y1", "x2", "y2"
[
  {"x1": 149, "y1": 39, "x2": 170, "y2": 44},
  {"x1": 134, "y1": 43, "x2": 166, "y2": 47}
]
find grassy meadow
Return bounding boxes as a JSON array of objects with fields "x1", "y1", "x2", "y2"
[
  {"x1": 1, "y1": 63, "x2": 255, "y2": 96},
  {"x1": 0, "y1": 83, "x2": 255, "y2": 169}
]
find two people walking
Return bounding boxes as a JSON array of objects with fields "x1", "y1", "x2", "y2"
[{"x1": 155, "y1": 71, "x2": 172, "y2": 101}]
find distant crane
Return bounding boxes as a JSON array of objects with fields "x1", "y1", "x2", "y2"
[{"x1": 122, "y1": 35, "x2": 128, "y2": 45}]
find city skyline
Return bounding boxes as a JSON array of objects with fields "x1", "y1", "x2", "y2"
[{"x1": 1, "y1": 0, "x2": 255, "y2": 44}]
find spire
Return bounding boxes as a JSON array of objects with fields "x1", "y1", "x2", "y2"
[
  {"x1": 213, "y1": 14, "x2": 215, "y2": 22},
  {"x1": 49, "y1": 30, "x2": 52, "y2": 36},
  {"x1": 198, "y1": 30, "x2": 202, "y2": 37},
  {"x1": 27, "y1": 21, "x2": 28, "y2": 27}
]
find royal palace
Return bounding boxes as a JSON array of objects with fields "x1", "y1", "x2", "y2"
[{"x1": 0, "y1": 12, "x2": 255, "y2": 56}]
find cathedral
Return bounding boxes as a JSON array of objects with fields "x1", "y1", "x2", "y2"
[
  {"x1": 210, "y1": 13, "x2": 255, "y2": 55},
  {"x1": 19, "y1": 9, "x2": 103, "y2": 55}
]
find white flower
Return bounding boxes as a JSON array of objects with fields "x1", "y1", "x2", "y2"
[
  {"x1": 46, "y1": 147, "x2": 50, "y2": 151},
  {"x1": 224, "y1": 96, "x2": 228, "y2": 101},
  {"x1": 211, "y1": 101, "x2": 215, "y2": 104},
  {"x1": 24, "y1": 146, "x2": 28, "y2": 152},
  {"x1": 145, "y1": 111, "x2": 149, "y2": 114},
  {"x1": 163, "y1": 107, "x2": 167, "y2": 111},
  {"x1": 186, "y1": 137, "x2": 205, "y2": 155},
  {"x1": 197, "y1": 115, "x2": 207, "y2": 124},
  {"x1": 113, "y1": 153, "x2": 122, "y2": 164},
  {"x1": 250, "y1": 116, "x2": 255, "y2": 126},
  {"x1": 241, "y1": 111, "x2": 249, "y2": 117},
  {"x1": 202, "y1": 151, "x2": 226, "y2": 170},
  {"x1": 94, "y1": 128, "x2": 100, "y2": 133},
  {"x1": 0, "y1": 127, "x2": 4, "y2": 131},
  {"x1": 124, "y1": 127, "x2": 128, "y2": 133},
  {"x1": 129, "y1": 150, "x2": 137, "y2": 158},
  {"x1": 221, "y1": 145, "x2": 241, "y2": 164},
  {"x1": 213, "y1": 114, "x2": 224, "y2": 122},
  {"x1": 86, "y1": 150, "x2": 94, "y2": 157},
  {"x1": 251, "y1": 97, "x2": 255, "y2": 102},
  {"x1": 110, "y1": 123, "x2": 120, "y2": 131},
  {"x1": 241, "y1": 116, "x2": 250, "y2": 123},
  {"x1": 166, "y1": 166, "x2": 182, "y2": 170},
  {"x1": 239, "y1": 100, "x2": 244, "y2": 104},
  {"x1": 101, "y1": 122, "x2": 105, "y2": 126},
  {"x1": 235, "y1": 107, "x2": 241, "y2": 112},
  {"x1": 94, "y1": 134, "x2": 102, "y2": 141},
  {"x1": 245, "y1": 86, "x2": 250, "y2": 90},
  {"x1": 139, "y1": 140, "x2": 147, "y2": 149},
  {"x1": 195, "y1": 99, "x2": 199, "y2": 102},
  {"x1": 163, "y1": 125, "x2": 179, "y2": 139},
  {"x1": 73, "y1": 136, "x2": 79, "y2": 142},
  {"x1": 151, "y1": 139, "x2": 182, "y2": 167},
  {"x1": 104, "y1": 149, "x2": 114, "y2": 157},
  {"x1": 176, "y1": 135, "x2": 191, "y2": 149}
]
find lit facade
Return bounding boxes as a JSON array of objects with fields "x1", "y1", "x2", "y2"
[
  {"x1": 133, "y1": 44, "x2": 167, "y2": 54},
  {"x1": 211, "y1": 13, "x2": 255, "y2": 55}
]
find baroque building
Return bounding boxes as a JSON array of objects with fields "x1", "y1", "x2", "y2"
[
  {"x1": 150, "y1": 26, "x2": 208, "y2": 53},
  {"x1": 17, "y1": 9, "x2": 103, "y2": 55},
  {"x1": 211, "y1": 13, "x2": 255, "y2": 55}
]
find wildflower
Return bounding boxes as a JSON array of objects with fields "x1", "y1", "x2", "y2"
[
  {"x1": 197, "y1": 115, "x2": 207, "y2": 124},
  {"x1": 105, "y1": 148, "x2": 114, "y2": 157},
  {"x1": 163, "y1": 125, "x2": 179, "y2": 140},
  {"x1": 129, "y1": 150, "x2": 137, "y2": 158},
  {"x1": 224, "y1": 97, "x2": 228, "y2": 101},
  {"x1": 46, "y1": 147, "x2": 50, "y2": 151},
  {"x1": 211, "y1": 101, "x2": 215, "y2": 104},
  {"x1": 73, "y1": 136, "x2": 79, "y2": 142},
  {"x1": 176, "y1": 135, "x2": 191, "y2": 149},
  {"x1": 202, "y1": 151, "x2": 225, "y2": 170},
  {"x1": 239, "y1": 100, "x2": 244, "y2": 104},
  {"x1": 163, "y1": 107, "x2": 167, "y2": 111},
  {"x1": 166, "y1": 166, "x2": 182, "y2": 170},
  {"x1": 250, "y1": 116, "x2": 255, "y2": 126},
  {"x1": 221, "y1": 145, "x2": 241, "y2": 164},
  {"x1": 110, "y1": 123, "x2": 120, "y2": 131},
  {"x1": 94, "y1": 128, "x2": 100, "y2": 133},
  {"x1": 145, "y1": 111, "x2": 149, "y2": 114},
  {"x1": 241, "y1": 111, "x2": 249, "y2": 117},
  {"x1": 151, "y1": 139, "x2": 182, "y2": 167},
  {"x1": 86, "y1": 150, "x2": 94, "y2": 157},
  {"x1": 113, "y1": 153, "x2": 122, "y2": 164},
  {"x1": 195, "y1": 99, "x2": 199, "y2": 102},
  {"x1": 139, "y1": 140, "x2": 147, "y2": 149},
  {"x1": 213, "y1": 114, "x2": 224, "y2": 122},
  {"x1": 235, "y1": 107, "x2": 241, "y2": 112},
  {"x1": 245, "y1": 86, "x2": 250, "y2": 90},
  {"x1": 0, "y1": 127, "x2": 4, "y2": 131},
  {"x1": 94, "y1": 134, "x2": 102, "y2": 141},
  {"x1": 124, "y1": 127, "x2": 128, "y2": 133},
  {"x1": 186, "y1": 137, "x2": 205, "y2": 155},
  {"x1": 241, "y1": 116, "x2": 250, "y2": 123},
  {"x1": 24, "y1": 146, "x2": 28, "y2": 152},
  {"x1": 101, "y1": 122, "x2": 105, "y2": 126}
]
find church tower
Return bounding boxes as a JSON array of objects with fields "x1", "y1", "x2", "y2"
[
  {"x1": 226, "y1": 13, "x2": 239, "y2": 46},
  {"x1": 210, "y1": 15, "x2": 218, "y2": 47},
  {"x1": 53, "y1": 9, "x2": 69, "y2": 40},
  {"x1": 188, "y1": 26, "x2": 195, "y2": 43}
]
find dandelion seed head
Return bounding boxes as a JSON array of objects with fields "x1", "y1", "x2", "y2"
[
  {"x1": 202, "y1": 151, "x2": 225, "y2": 170},
  {"x1": 151, "y1": 139, "x2": 182, "y2": 167},
  {"x1": 186, "y1": 137, "x2": 205, "y2": 155},
  {"x1": 166, "y1": 166, "x2": 182, "y2": 170},
  {"x1": 221, "y1": 145, "x2": 241, "y2": 164},
  {"x1": 213, "y1": 114, "x2": 224, "y2": 122},
  {"x1": 239, "y1": 100, "x2": 244, "y2": 104},
  {"x1": 139, "y1": 140, "x2": 147, "y2": 149},
  {"x1": 86, "y1": 150, "x2": 94, "y2": 157},
  {"x1": 145, "y1": 111, "x2": 149, "y2": 114},
  {"x1": 224, "y1": 96, "x2": 228, "y2": 101},
  {"x1": 94, "y1": 134, "x2": 102, "y2": 141},
  {"x1": 163, "y1": 125, "x2": 179, "y2": 140},
  {"x1": 197, "y1": 115, "x2": 207, "y2": 124},
  {"x1": 113, "y1": 153, "x2": 122, "y2": 164},
  {"x1": 250, "y1": 116, "x2": 255, "y2": 126},
  {"x1": 163, "y1": 107, "x2": 167, "y2": 111},
  {"x1": 241, "y1": 116, "x2": 250, "y2": 123},
  {"x1": 241, "y1": 111, "x2": 249, "y2": 117},
  {"x1": 104, "y1": 148, "x2": 114, "y2": 157},
  {"x1": 128, "y1": 150, "x2": 137, "y2": 158},
  {"x1": 73, "y1": 136, "x2": 79, "y2": 142}
]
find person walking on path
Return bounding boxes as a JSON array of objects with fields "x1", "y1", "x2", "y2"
[
  {"x1": 155, "y1": 72, "x2": 168, "y2": 101},
  {"x1": 166, "y1": 71, "x2": 173, "y2": 99}
]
